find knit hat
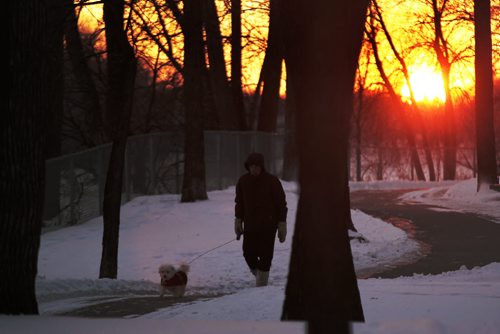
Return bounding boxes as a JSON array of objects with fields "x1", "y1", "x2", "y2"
[{"x1": 244, "y1": 152, "x2": 266, "y2": 171}]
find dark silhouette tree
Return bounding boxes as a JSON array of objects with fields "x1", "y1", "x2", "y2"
[
  {"x1": 474, "y1": 0, "x2": 497, "y2": 190},
  {"x1": 202, "y1": 0, "x2": 241, "y2": 130},
  {"x1": 99, "y1": 0, "x2": 137, "y2": 278},
  {"x1": 257, "y1": 0, "x2": 285, "y2": 132},
  {"x1": 133, "y1": 0, "x2": 245, "y2": 131},
  {"x1": 64, "y1": 1, "x2": 105, "y2": 146},
  {"x1": 371, "y1": 0, "x2": 436, "y2": 181},
  {"x1": 2, "y1": 0, "x2": 61, "y2": 314},
  {"x1": 365, "y1": 7, "x2": 426, "y2": 181},
  {"x1": 353, "y1": 46, "x2": 371, "y2": 182},
  {"x1": 281, "y1": 1, "x2": 368, "y2": 333},
  {"x1": 281, "y1": 58, "x2": 298, "y2": 181},
  {"x1": 181, "y1": 0, "x2": 208, "y2": 202},
  {"x1": 43, "y1": 0, "x2": 67, "y2": 220},
  {"x1": 430, "y1": 0, "x2": 457, "y2": 180},
  {"x1": 231, "y1": 0, "x2": 247, "y2": 130}
]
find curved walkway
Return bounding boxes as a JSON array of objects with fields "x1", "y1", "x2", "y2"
[{"x1": 350, "y1": 189, "x2": 500, "y2": 278}]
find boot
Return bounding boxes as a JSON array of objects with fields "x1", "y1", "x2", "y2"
[{"x1": 256, "y1": 270, "x2": 269, "y2": 287}]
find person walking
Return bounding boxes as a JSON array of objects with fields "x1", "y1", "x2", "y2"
[{"x1": 234, "y1": 152, "x2": 287, "y2": 286}]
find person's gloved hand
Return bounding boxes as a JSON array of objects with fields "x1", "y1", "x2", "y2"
[
  {"x1": 277, "y1": 221, "x2": 287, "y2": 243},
  {"x1": 234, "y1": 218, "x2": 244, "y2": 240}
]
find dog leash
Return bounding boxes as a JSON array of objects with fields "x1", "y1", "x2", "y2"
[{"x1": 187, "y1": 237, "x2": 238, "y2": 265}]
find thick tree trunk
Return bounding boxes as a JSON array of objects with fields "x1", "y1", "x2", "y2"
[
  {"x1": 203, "y1": 0, "x2": 239, "y2": 130},
  {"x1": 99, "y1": 0, "x2": 137, "y2": 279},
  {"x1": 64, "y1": 1, "x2": 104, "y2": 146},
  {"x1": 474, "y1": 0, "x2": 497, "y2": 190},
  {"x1": 257, "y1": 0, "x2": 284, "y2": 132},
  {"x1": 43, "y1": 0, "x2": 66, "y2": 220},
  {"x1": 230, "y1": 0, "x2": 247, "y2": 130},
  {"x1": 181, "y1": 0, "x2": 208, "y2": 202},
  {"x1": 100, "y1": 137, "x2": 128, "y2": 277},
  {"x1": 46, "y1": 1, "x2": 65, "y2": 160},
  {"x1": 281, "y1": 1, "x2": 367, "y2": 332},
  {"x1": 2, "y1": 0, "x2": 55, "y2": 314}
]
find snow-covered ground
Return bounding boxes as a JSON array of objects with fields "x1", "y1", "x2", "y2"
[{"x1": 2, "y1": 179, "x2": 500, "y2": 334}]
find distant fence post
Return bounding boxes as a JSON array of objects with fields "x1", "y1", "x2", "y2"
[
  {"x1": 149, "y1": 135, "x2": 155, "y2": 194},
  {"x1": 124, "y1": 141, "x2": 130, "y2": 201},
  {"x1": 97, "y1": 149, "x2": 104, "y2": 215},
  {"x1": 175, "y1": 147, "x2": 181, "y2": 194},
  {"x1": 236, "y1": 132, "x2": 241, "y2": 182},
  {"x1": 68, "y1": 157, "x2": 78, "y2": 224},
  {"x1": 216, "y1": 132, "x2": 222, "y2": 189},
  {"x1": 271, "y1": 133, "x2": 276, "y2": 175}
]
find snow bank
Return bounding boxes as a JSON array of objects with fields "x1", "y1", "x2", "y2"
[
  {"x1": 400, "y1": 178, "x2": 500, "y2": 223},
  {"x1": 36, "y1": 181, "x2": 420, "y2": 304}
]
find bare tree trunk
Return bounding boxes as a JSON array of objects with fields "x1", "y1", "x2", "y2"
[
  {"x1": 248, "y1": 72, "x2": 264, "y2": 130},
  {"x1": 372, "y1": 0, "x2": 435, "y2": 181},
  {"x1": 431, "y1": 0, "x2": 456, "y2": 180},
  {"x1": 99, "y1": 0, "x2": 137, "y2": 279},
  {"x1": 474, "y1": 0, "x2": 497, "y2": 190},
  {"x1": 43, "y1": 0, "x2": 66, "y2": 220},
  {"x1": 441, "y1": 68, "x2": 457, "y2": 180},
  {"x1": 376, "y1": 146, "x2": 384, "y2": 180},
  {"x1": 365, "y1": 10, "x2": 425, "y2": 181},
  {"x1": 353, "y1": 47, "x2": 372, "y2": 183},
  {"x1": 281, "y1": 1, "x2": 367, "y2": 332},
  {"x1": 282, "y1": 59, "x2": 298, "y2": 181},
  {"x1": 202, "y1": 0, "x2": 239, "y2": 130},
  {"x1": 257, "y1": 0, "x2": 284, "y2": 132},
  {"x1": 64, "y1": 1, "x2": 105, "y2": 146},
  {"x1": 144, "y1": 52, "x2": 160, "y2": 133},
  {"x1": 46, "y1": 0, "x2": 65, "y2": 159},
  {"x1": 181, "y1": 0, "x2": 208, "y2": 202},
  {"x1": 231, "y1": 0, "x2": 247, "y2": 130},
  {"x1": 2, "y1": 0, "x2": 56, "y2": 314},
  {"x1": 421, "y1": 123, "x2": 437, "y2": 181},
  {"x1": 354, "y1": 81, "x2": 363, "y2": 182},
  {"x1": 407, "y1": 125, "x2": 426, "y2": 181}
]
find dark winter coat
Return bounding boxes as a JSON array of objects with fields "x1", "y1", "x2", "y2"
[{"x1": 235, "y1": 153, "x2": 287, "y2": 232}]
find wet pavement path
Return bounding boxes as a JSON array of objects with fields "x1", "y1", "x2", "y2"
[
  {"x1": 60, "y1": 294, "x2": 222, "y2": 318},
  {"x1": 350, "y1": 189, "x2": 500, "y2": 278}
]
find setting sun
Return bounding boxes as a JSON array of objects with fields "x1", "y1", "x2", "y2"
[{"x1": 401, "y1": 65, "x2": 446, "y2": 103}]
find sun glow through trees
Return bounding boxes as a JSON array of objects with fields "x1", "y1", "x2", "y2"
[
  {"x1": 401, "y1": 65, "x2": 447, "y2": 104},
  {"x1": 76, "y1": 0, "x2": 498, "y2": 105}
]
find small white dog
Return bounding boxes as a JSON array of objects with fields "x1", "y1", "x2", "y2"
[{"x1": 158, "y1": 263, "x2": 190, "y2": 297}]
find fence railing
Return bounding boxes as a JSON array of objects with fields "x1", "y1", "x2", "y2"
[
  {"x1": 43, "y1": 130, "x2": 480, "y2": 228},
  {"x1": 43, "y1": 131, "x2": 284, "y2": 227}
]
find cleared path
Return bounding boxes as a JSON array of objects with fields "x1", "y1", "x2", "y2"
[{"x1": 350, "y1": 189, "x2": 500, "y2": 278}]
